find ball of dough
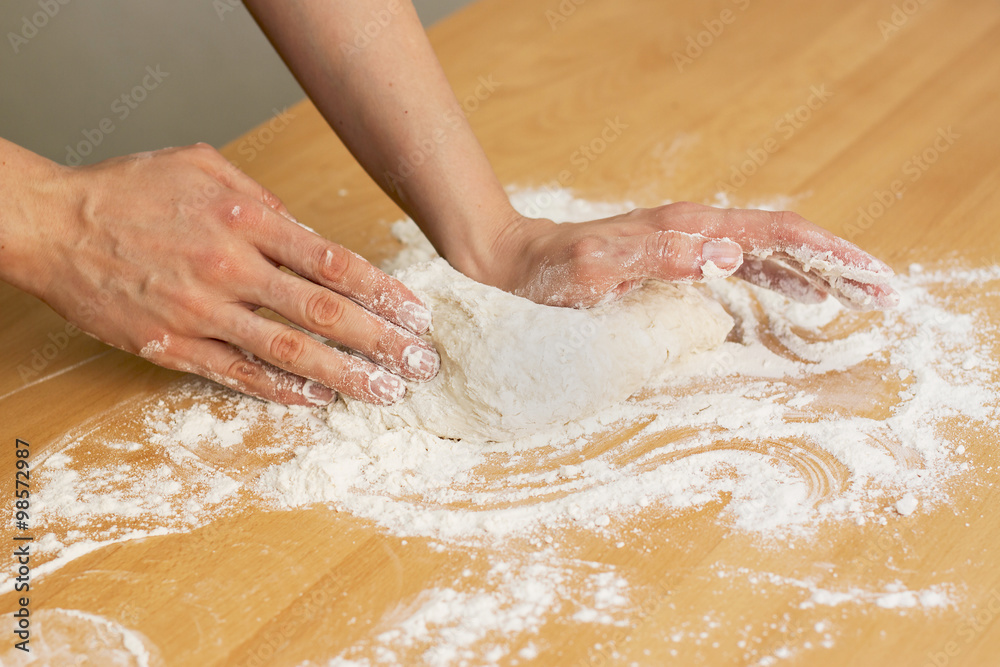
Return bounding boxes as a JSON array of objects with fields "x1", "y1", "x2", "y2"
[{"x1": 347, "y1": 259, "x2": 733, "y2": 441}]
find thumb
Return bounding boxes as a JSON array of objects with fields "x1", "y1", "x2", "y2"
[{"x1": 625, "y1": 231, "x2": 743, "y2": 282}]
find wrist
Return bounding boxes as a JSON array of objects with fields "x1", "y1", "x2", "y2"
[
  {"x1": 0, "y1": 142, "x2": 80, "y2": 297},
  {"x1": 444, "y1": 205, "x2": 520, "y2": 281},
  {"x1": 447, "y1": 208, "x2": 557, "y2": 292}
]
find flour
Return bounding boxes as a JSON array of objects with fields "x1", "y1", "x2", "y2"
[
  {"x1": 719, "y1": 568, "x2": 956, "y2": 611},
  {"x1": 320, "y1": 557, "x2": 629, "y2": 666},
  {"x1": 139, "y1": 334, "x2": 169, "y2": 360},
  {"x1": 701, "y1": 259, "x2": 733, "y2": 279},
  {"x1": 17, "y1": 188, "x2": 1000, "y2": 667},
  {"x1": 0, "y1": 608, "x2": 161, "y2": 667},
  {"x1": 894, "y1": 494, "x2": 919, "y2": 516},
  {"x1": 347, "y1": 258, "x2": 733, "y2": 441}
]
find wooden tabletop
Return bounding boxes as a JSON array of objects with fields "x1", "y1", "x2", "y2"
[{"x1": 3, "y1": 0, "x2": 1000, "y2": 664}]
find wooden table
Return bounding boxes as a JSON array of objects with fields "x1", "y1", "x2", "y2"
[{"x1": 3, "y1": 0, "x2": 1000, "y2": 664}]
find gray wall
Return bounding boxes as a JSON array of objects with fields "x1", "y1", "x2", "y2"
[{"x1": 1, "y1": 0, "x2": 473, "y2": 165}]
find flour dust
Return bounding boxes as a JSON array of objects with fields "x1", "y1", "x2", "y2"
[{"x1": 13, "y1": 189, "x2": 1000, "y2": 666}]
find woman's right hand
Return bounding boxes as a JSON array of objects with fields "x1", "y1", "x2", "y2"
[{"x1": 14, "y1": 143, "x2": 439, "y2": 406}]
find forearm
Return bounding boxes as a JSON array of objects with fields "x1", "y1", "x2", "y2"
[
  {"x1": 244, "y1": 0, "x2": 520, "y2": 279},
  {"x1": 0, "y1": 137, "x2": 68, "y2": 296}
]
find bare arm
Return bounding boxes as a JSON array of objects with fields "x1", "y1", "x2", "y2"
[
  {"x1": 0, "y1": 136, "x2": 439, "y2": 406},
  {"x1": 243, "y1": 0, "x2": 517, "y2": 281},
  {"x1": 246, "y1": 0, "x2": 897, "y2": 309},
  {"x1": 0, "y1": 2, "x2": 897, "y2": 410}
]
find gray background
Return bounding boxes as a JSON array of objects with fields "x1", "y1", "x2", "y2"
[{"x1": 1, "y1": 0, "x2": 472, "y2": 165}]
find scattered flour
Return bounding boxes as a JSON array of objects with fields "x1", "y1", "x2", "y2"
[
  {"x1": 318, "y1": 558, "x2": 629, "y2": 666},
  {"x1": 0, "y1": 608, "x2": 161, "y2": 666},
  {"x1": 15, "y1": 189, "x2": 1000, "y2": 666}
]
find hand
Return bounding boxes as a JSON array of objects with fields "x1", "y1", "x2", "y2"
[
  {"x1": 26, "y1": 144, "x2": 439, "y2": 406},
  {"x1": 475, "y1": 202, "x2": 898, "y2": 310}
]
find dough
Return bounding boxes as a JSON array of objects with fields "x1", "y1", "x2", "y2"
[{"x1": 347, "y1": 258, "x2": 733, "y2": 441}]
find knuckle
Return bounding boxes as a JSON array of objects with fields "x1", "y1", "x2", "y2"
[
  {"x1": 195, "y1": 246, "x2": 239, "y2": 281},
  {"x1": 568, "y1": 235, "x2": 605, "y2": 262},
  {"x1": 217, "y1": 197, "x2": 261, "y2": 231},
  {"x1": 267, "y1": 329, "x2": 307, "y2": 367},
  {"x1": 373, "y1": 328, "x2": 407, "y2": 365},
  {"x1": 621, "y1": 208, "x2": 659, "y2": 233},
  {"x1": 191, "y1": 141, "x2": 219, "y2": 156},
  {"x1": 260, "y1": 187, "x2": 285, "y2": 211},
  {"x1": 305, "y1": 291, "x2": 346, "y2": 329},
  {"x1": 315, "y1": 243, "x2": 353, "y2": 284},
  {"x1": 223, "y1": 356, "x2": 261, "y2": 386},
  {"x1": 642, "y1": 232, "x2": 702, "y2": 279},
  {"x1": 773, "y1": 209, "x2": 804, "y2": 229},
  {"x1": 644, "y1": 231, "x2": 677, "y2": 259},
  {"x1": 186, "y1": 142, "x2": 219, "y2": 161},
  {"x1": 173, "y1": 290, "x2": 214, "y2": 323},
  {"x1": 663, "y1": 200, "x2": 703, "y2": 217},
  {"x1": 266, "y1": 276, "x2": 293, "y2": 303}
]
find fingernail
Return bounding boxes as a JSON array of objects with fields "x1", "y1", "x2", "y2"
[
  {"x1": 369, "y1": 370, "x2": 406, "y2": 403},
  {"x1": 400, "y1": 301, "x2": 432, "y2": 334},
  {"x1": 702, "y1": 240, "x2": 743, "y2": 270},
  {"x1": 303, "y1": 380, "x2": 335, "y2": 406},
  {"x1": 403, "y1": 344, "x2": 440, "y2": 380}
]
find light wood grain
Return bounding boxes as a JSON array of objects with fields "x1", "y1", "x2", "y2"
[{"x1": 3, "y1": 0, "x2": 1000, "y2": 665}]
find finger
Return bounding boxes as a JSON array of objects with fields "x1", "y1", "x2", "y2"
[
  {"x1": 221, "y1": 308, "x2": 407, "y2": 405},
  {"x1": 813, "y1": 270, "x2": 900, "y2": 310},
  {"x1": 162, "y1": 336, "x2": 335, "y2": 407},
  {"x1": 188, "y1": 143, "x2": 298, "y2": 223},
  {"x1": 752, "y1": 255, "x2": 899, "y2": 309},
  {"x1": 654, "y1": 203, "x2": 893, "y2": 276},
  {"x1": 235, "y1": 208, "x2": 432, "y2": 336},
  {"x1": 214, "y1": 160, "x2": 298, "y2": 222},
  {"x1": 735, "y1": 257, "x2": 828, "y2": 304},
  {"x1": 197, "y1": 146, "x2": 326, "y2": 240},
  {"x1": 651, "y1": 203, "x2": 898, "y2": 309},
  {"x1": 618, "y1": 230, "x2": 743, "y2": 282},
  {"x1": 247, "y1": 267, "x2": 439, "y2": 382},
  {"x1": 739, "y1": 255, "x2": 899, "y2": 309}
]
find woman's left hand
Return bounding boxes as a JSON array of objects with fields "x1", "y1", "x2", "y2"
[{"x1": 472, "y1": 202, "x2": 898, "y2": 310}]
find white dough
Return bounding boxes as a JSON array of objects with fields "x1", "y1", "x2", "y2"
[{"x1": 347, "y1": 258, "x2": 734, "y2": 441}]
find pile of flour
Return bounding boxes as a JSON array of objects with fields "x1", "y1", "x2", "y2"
[
  {"x1": 347, "y1": 258, "x2": 733, "y2": 441},
  {"x1": 19, "y1": 188, "x2": 1000, "y2": 666}
]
